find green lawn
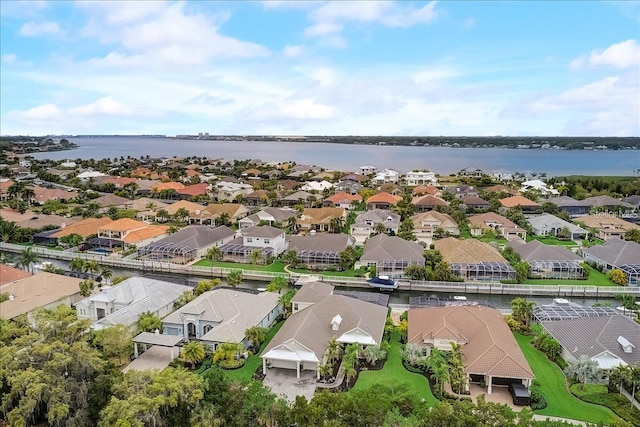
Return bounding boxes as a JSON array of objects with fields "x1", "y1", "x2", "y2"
[
  {"x1": 289, "y1": 267, "x2": 361, "y2": 277},
  {"x1": 349, "y1": 332, "x2": 439, "y2": 406},
  {"x1": 528, "y1": 236, "x2": 578, "y2": 247},
  {"x1": 514, "y1": 333, "x2": 616, "y2": 424},
  {"x1": 523, "y1": 269, "x2": 618, "y2": 287},
  {"x1": 222, "y1": 320, "x2": 284, "y2": 383},
  {"x1": 193, "y1": 259, "x2": 287, "y2": 273}
]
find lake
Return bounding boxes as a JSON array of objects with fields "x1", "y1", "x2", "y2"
[{"x1": 30, "y1": 136, "x2": 640, "y2": 176}]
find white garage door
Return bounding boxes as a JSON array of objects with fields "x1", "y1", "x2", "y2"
[{"x1": 269, "y1": 359, "x2": 298, "y2": 370}]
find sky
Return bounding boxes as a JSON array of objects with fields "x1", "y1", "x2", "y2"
[{"x1": 1, "y1": 1, "x2": 639, "y2": 137}]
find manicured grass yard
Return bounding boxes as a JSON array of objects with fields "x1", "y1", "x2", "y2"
[
  {"x1": 350, "y1": 332, "x2": 439, "y2": 406},
  {"x1": 289, "y1": 267, "x2": 360, "y2": 277},
  {"x1": 193, "y1": 259, "x2": 287, "y2": 273},
  {"x1": 528, "y1": 236, "x2": 578, "y2": 247},
  {"x1": 523, "y1": 269, "x2": 617, "y2": 287},
  {"x1": 222, "y1": 320, "x2": 284, "y2": 383},
  {"x1": 514, "y1": 333, "x2": 616, "y2": 424}
]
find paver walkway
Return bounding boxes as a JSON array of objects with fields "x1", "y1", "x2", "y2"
[{"x1": 263, "y1": 367, "x2": 317, "y2": 403}]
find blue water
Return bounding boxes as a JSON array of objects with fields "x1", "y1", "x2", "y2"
[{"x1": 30, "y1": 136, "x2": 640, "y2": 176}]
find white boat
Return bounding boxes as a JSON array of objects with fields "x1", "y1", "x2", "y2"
[
  {"x1": 367, "y1": 275, "x2": 399, "y2": 291},
  {"x1": 453, "y1": 295, "x2": 467, "y2": 301}
]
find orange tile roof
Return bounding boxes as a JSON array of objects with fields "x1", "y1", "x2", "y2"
[
  {"x1": 412, "y1": 185, "x2": 440, "y2": 196},
  {"x1": 177, "y1": 183, "x2": 209, "y2": 196},
  {"x1": 298, "y1": 207, "x2": 346, "y2": 224},
  {"x1": 131, "y1": 167, "x2": 152, "y2": 178},
  {"x1": 324, "y1": 192, "x2": 362, "y2": 204},
  {"x1": 242, "y1": 168, "x2": 262, "y2": 176},
  {"x1": 122, "y1": 225, "x2": 168, "y2": 243},
  {"x1": 52, "y1": 217, "x2": 113, "y2": 238},
  {"x1": 412, "y1": 195, "x2": 448, "y2": 207},
  {"x1": 0, "y1": 264, "x2": 32, "y2": 285},
  {"x1": 0, "y1": 179, "x2": 15, "y2": 194},
  {"x1": 366, "y1": 192, "x2": 402, "y2": 205},
  {"x1": 153, "y1": 181, "x2": 185, "y2": 191},
  {"x1": 499, "y1": 195, "x2": 540, "y2": 208},
  {"x1": 185, "y1": 169, "x2": 202, "y2": 177},
  {"x1": 165, "y1": 200, "x2": 206, "y2": 215},
  {"x1": 99, "y1": 218, "x2": 148, "y2": 232}
]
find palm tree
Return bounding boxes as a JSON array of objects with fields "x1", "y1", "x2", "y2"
[
  {"x1": 425, "y1": 348, "x2": 449, "y2": 395},
  {"x1": 565, "y1": 355, "x2": 602, "y2": 384},
  {"x1": 344, "y1": 364, "x2": 357, "y2": 387},
  {"x1": 206, "y1": 246, "x2": 221, "y2": 262},
  {"x1": 85, "y1": 259, "x2": 101, "y2": 279},
  {"x1": 244, "y1": 326, "x2": 267, "y2": 353},
  {"x1": 266, "y1": 276, "x2": 288, "y2": 294},
  {"x1": 136, "y1": 311, "x2": 162, "y2": 333},
  {"x1": 363, "y1": 345, "x2": 386, "y2": 366},
  {"x1": 281, "y1": 250, "x2": 299, "y2": 268},
  {"x1": 278, "y1": 289, "x2": 297, "y2": 318},
  {"x1": 0, "y1": 220, "x2": 18, "y2": 243},
  {"x1": 69, "y1": 257, "x2": 86, "y2": 273},
  {"x1": 373, "y1": 222, "x2": 387, "y2": 235},
  {"x1": 250, "y1": 249, "x2": 263, "y2": 265},
  {"x1": 449, "y1": 342, "x2": 467, "y2": 394},
  {"x1": 100, "y1": 266, "x2": 113, "y2": 284},
  {"x1": 217, "y1": 212, "x2": 230, "y2": 226},
  {"x1": 329, "y1": 216, "x2": 344, "y2": 233},
  {"x1": 17, "y1": 247, "x2": 39, "y2": 273},
  {"x1": 511, "y1": 297, "x2": 536, "y2": 328},
  {"x1": 213, "y1": 342, "x2": 244, "y2": 364},
  {"x1": 287, "y1": 216, "x2": 298, "y2": 234},
  {"x1": 226, "y1": 270, "x2": 242, "y2": 287},
  {"x1": 182, "y1": 341, "x2": 207, "y2": 370},
  {"x1": 325, "y1": 336, "x2": 342, "y2": 365},
  {"x1": 156, "y1": 208, "x2": 169, "y2": 223},
  {"x1": 79, "y1": 279, "x2": 95, "y2": 297},
  {"x1": 175, "y1": 207, "x2": 190, "y2": 223}
]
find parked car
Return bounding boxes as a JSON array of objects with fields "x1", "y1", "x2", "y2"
[{"x1": 508, "y1": 383, "x2": 531, "y2": 406}]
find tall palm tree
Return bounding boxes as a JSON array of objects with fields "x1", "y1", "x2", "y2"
[
  {"x1": 18, "y1": 247, "x2": 39, "y2": 273},
  {"x1": 511, "y1": 297, "x2": 536, "y2": 328},
  {"x1": 325, "y1": 336, "x2": 342, "y2": 365},
  {"x1": 85, "y1": 259, "x2": 101, "y2": 279},
  {"x1": 266, "y1": 276, "x2": 288, "y2": 294},
  {"x1": 217, "y1": 212, "x2": 230, "y2": 226},
  {"x1": 250, "y1": 249, "x2": 263, "y2": 265},
  {"x1": 226, "y1": 270, "x2": 242, "y2": 287},
  {"x1": 0, "y1": 220, "x2": 18, "y2": 243},
  {"x1": 182, "y1": 341, "x2": 207, "y2": 370},
  {"x1": 206, "y1": 246, "x2": 221, "y2": 262},
  {"x1": 245, "y1": 326, "x2": 266, "y2": 353},
  {"x1": 69, "y1": 257, "x2": 86, "y2": 273}
]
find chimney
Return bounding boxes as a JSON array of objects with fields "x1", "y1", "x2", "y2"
[{"x1": 331, "y1": 314, "x2": 342, "y2": 331}]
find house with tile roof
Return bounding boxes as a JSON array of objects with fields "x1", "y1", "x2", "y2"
[
  {"x1": 177, "y1": 183, "x2": 209, "y2": 200},
  {"x1": 0, "y1": 179, "x2": 14, "y2": 201},
  {"x1": 262, "y1": 291, "x2": 387, "y2": 378},
  {"x1": 411, "y1": 185, "x2": 440, "y2": 197},
  {"x1": 138, "y1": 225, "x2": 236, "y2": 264},
  {"x1": 457, "y1": 166, "x2": 487, "y2": 179},
  {"x1": 238, "y1": 207, "x2": 299, "y2": 231},
  {"x1": 1, "y1": 272, "x2": 83, "y2": 320},
  {"x1": 243, "y1": 189, "x2": 274, "y2": 207},
  {"x1": 412, "y1": 194, "x2": 449, "y2": 212},
  {"x1": 402, "y1": 170, "x2": 438, "y2": 186},
  {"x1": 162, "y1": 288, "x2": 281, "y2": 350},
  {"x1": 573, "y1": 214, "x2": 640, "y2": 240},
  {"x1": 499, "y1": 195, "x2": 540, "y2": 212},
  {"x1": 467, "y1": 212, "x2": 527, "y2": 240},
  {"x1": 32, "y1": 186, "x2": 78, "y2": 204},
  {"x1": 527, "y1": 213, "x2": 588, "y2": 240},
  {"x1": 0, "y1": 264, "x2": 32, "y2": 285},
  {"x1": 408, "y1": 306, "x2": 534, "y2": 394},
  {"x1": 481, "y1": 184, "x2": 519, "y2": 196},
  {"x1": 582, "y1": 239, "x2": 640, "y2": 285},
  {"x1": 75, "y1": 276, "x2": 192, "y2": 330},
  {"x1": 541, "y1": 315, "x2": 640, "y2": 370},
  {"x1": 411, "y1": 211, "x2": 460, "y2": 244},
  {"x1": 366, "y1": 192, "x2": 402, "y2": 210},
  {"x1": 433, "y1": 237, "x2": 516, "y2": 281},
  {"x1": 296, "y1": 207, "x2": 346, "y2": 232},
  {"x1": 443, "y1": 184, "x2": 478, "y2": 199},
  {"x1": 349, "y1": 209, "x2": 400, "y2": 245},
  {"x1": 89, "y1": 218, "x2": 168, "y2": 251},
  {"x1": 34, "y1": 217, "x2": 113, "y2": 246},
  {"x1": 287, "y1": 234, "x2": 355, "y2": 270},
  {"x1": 189, "y1": 203, "x2": 250, "y2": 225},
  {"x1": 541, "y1": 196, "x2": 590, "y2": 218},
  {"x1": 323, "y1": 192, "x2": 362, "y2": 210},
  {"x1": 93, "y1": 194, "x2": 133, "y2": 211},
  {"x1": 508, "y1": 239, "x2": 584, "y2": 279},
  {"x1": 153, "y1": 181, "x2": 185, "y2": 193},
  {"x1": 0, "y1": 208, "x2": 76, "y2": 230},
  {"x1": 358, "y1": 234, "x2": 424, "y2": 277}
]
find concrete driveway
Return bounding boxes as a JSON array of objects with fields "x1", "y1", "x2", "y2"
[
  {"x1": 123, "y1": 346, "x2": 176, "y2": 373},
  {"x1": 263, "y1": 368, "x2": 317, "y2": 403}
]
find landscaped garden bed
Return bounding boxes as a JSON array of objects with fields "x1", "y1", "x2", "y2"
[{"x1": 570, "y1": 383, "x2": 640, "y2": 426}]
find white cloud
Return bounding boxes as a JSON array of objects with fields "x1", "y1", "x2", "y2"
[
  {"x1": 304, "y1": 22, "x2": 343, "y2": 37},
  {"x1": 2, "y1": 54, "x2": 17, "y2": 64},
  {"x1": 282, "y1": 44, "x2": 304, "y2": 58},
  {"x1": 67, "y1": 97, "x2": 133, "y2": 117},
  {"x1": 570, "y1": 39, "x2": 640, "y2": 70},
  {"x1": 19, "y1": 21, "x2": 62, "y2": 37},
  {"x1": 308, "y1": 1, "x2": 437, "y2": 30}
]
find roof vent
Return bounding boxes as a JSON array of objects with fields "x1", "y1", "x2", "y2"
[
  {"x1": 331, "y1": 314, "x2": 342, "y2": 331},
  {"x1": 8, "y1": 294, "x2": 15, "y2": 301},
  {"x1": 618, "y1": 336, "x2": 635, "y2": 353}
]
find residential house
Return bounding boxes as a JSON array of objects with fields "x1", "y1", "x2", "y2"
[
  {"x1": 189, "y1": 203, "x2": 250, "y2": 225},
  {"x1": 492, "y1": 170, "x2": 514, "y2": 181},
  {"x1": 443, "y1": 184, "x2": 478, "y2": 199},
  {"x1": 77, "y1": 170, "x2": 107, "y2": 181},
  {"x1": 542, "y1": 196, "x2": 590, "y2": 218},
  {"x1": 300, "y1": 180, "x2": 333, "y2": 192},
  {"x1": 215, "y1": 180, "x2": 253, "y2": 202},
  {"x1": 130, "y1": 198, "x2": 170, "y2": 221},
  {"x1": 90, "y1": 218, "x2": 169, "y2": 251},
  {"x1": 220, "y1": 225, "x2": 287, "y2": 263},
  {"x1": 311, "y1": 171, "x2": 336, "y2": 182},
  {"x1": 93, "y1": 194, "x2": 133, "y2": 212},
  {"x1": 75, "y1": 276, "x2": 191, "y2": 330},
  {"x1": 0, "y1": 273, "x2": 83, "y2": 320},
  {"x1": 457, "y1": 167, "x2": 487, "y2": 179},
  {"x1": 402, "y1": 170, "x2": 438, "y2": 186},
  {"x1": 334, "y1": 180, "x2": 362, "y2": 195},
  {"x1": 162, "y1": 288, "x2": 281, "y2": 350},
  {"x1": 527, "y1": 213, "x2": 588, "y2": 240},
  {"x1": 541, "y1": 314, "x2": 640, "y2": 370},
  {"x1": 152, "y1": 181, "x2": 185, "y2": 199},
  {"x1": 467, "y1": 212, "x2": 527, "y2": 239},
  {"x1": 582, "y1": 239, "x2": 640, "y2": 285},
  {"x1": 34, "y1": 217, "x2": 113, "y2": 246},
  {"x1": 519, "y1": 179, "x2": 559, "y2": 196},
  {"x1": 433, "y1": 237, "x2": 516, "y2": 281},
  {"x1": 372, "y1": 169, "x2": 400, "y2": 185},
  {"x1": 408, "y1": 306, "x2": 534, "y2": 393},
  {"x1": 243, "y1": 189, "x2": 275, "y2": 207},
  {"x1": 349, "y1": 209, "x2": 400, "y2": 245},
  {"x1": 508, "y1": 239, "x2": 584, "y2": 279},
  {"x1": 366, "y1": 192, "x2": 402, "y2": 210},
  {"x1": 411, "y1": 211, "x2": 460, "y2": 244},
  {"x1": 137, "y1": 225, "x2": 236, "y2": 264},
  {"x1": 482, "y1": 184, "x2": 519, "y2": 197},
  {"x1": 287, "y1": 234, "x2": 355, "y2": 269},
  {"x1": 291, "y1": 281, "x2": 335, "y2": 314},
  {"x1": 0, "y1": 208, "x2": 76, "y2": 230},
  {"x1": 357, "y1": 234, "x2": 424, "y2": 277},
  {"x1": 280, "y1": 190, "x2": 323, "y2": 208},
  {"x1": 0, "y1": 179, "x2": 14, "y2": 201},
  {"x1": 323, "y1": 192, "x2": 362, "y2": 210},
  {"x1": 412, "y1": 185, "x2": 440, "y2": 197},
  {"x1": 574, "y1": 214, "x2": 640, "y2": 240},
  {"x1": 296, "y1": 207, "x2": 346, "y2": 232},
  {"x1": 262, "y1": 292, "x2": 387, "y2": 378},
  {"x1": 238, "y1": 207, "x2": 299, "y2": 231},
  {"x1": 177, "y1": 183, "x2": 209, "y2": 201},
  {"x1": 0, "y1": 264, "x2": 32, "y2": 285},
  {"x1": 412, "y1": 194, "x2": 449, "y2": 212},
  {"x1": 582, "y1": 195, "x2": 635, "y2": 211},
  {"x1": 499, "y1": 195, "x2": 540, "y2": 212},
  {"x1": 32, "y1": 186, "x2": 78, "y2": 204},
  {"x1": 460, "y1": 195, "x2": 490, "y2": 210},
  {"x1": 359, "y1": 165, "x2": 377, "y2": 175},
  {"x1": 622, "y1": 195, "x2": 640, "y2": 209}
]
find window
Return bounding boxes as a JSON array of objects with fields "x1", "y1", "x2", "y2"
[
  {"x1": 247, "y1": 237, "x2": 253, "y2": 243},
  {"x1": 293, "y1": 303, "x2": 299, "y2": 311},
  {"x1": 79, "y1": 308, "x2": 87, "y2": 316},
  {"x1": 264, "y1": 239, "x2": 270, "y2": 244}
]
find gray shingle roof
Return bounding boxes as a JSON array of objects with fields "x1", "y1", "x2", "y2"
[
  {"x1": 582, "y1": 239, "x2": 640, "y2": 266},
  {"x1": 244, "y1": 225, "x2": 285, "y2": 238},
  {"x1": 361, "y1": 234, "x2": 425, "y2": 262},
  {"x1": 527, "y1": 213, "x2": 587, "y2": 235},
  {"x1": 353, "y1": 209, "x2": 401, "y2": 228},
  {"x1": 543, "y1": 196, "x2": 589, "y2": 207},
  {"x1": 287, "y1": 234, "x2": 354, "y2": 253},
  {"x1": 582, "y1": 195, "x2": 635, "y2": 208},
  {"x1": 291, "y1": 281, "x2": 334, "y2": 304},
  {"x1": 508, "y1": 239, "x2": 581, "y2": 262},
  {"x1": 146, "y1": 225, "x2": 235, "y2": 249},
  {"x1": 542, "y1": 315, "x2": 640, "y2": 366}
]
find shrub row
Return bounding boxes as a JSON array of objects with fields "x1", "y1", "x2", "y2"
[{"x1": 570, "y1": 384, "x2": 640, "y2": 426}]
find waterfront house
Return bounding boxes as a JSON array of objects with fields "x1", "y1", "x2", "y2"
[
  {"x1": 290, "y1": 281, "x2": 335, "y2": 314},
  {"x1": 220, "y1": 225, "x2": 286, "y2": 263},
  {"x1": 467, "y1": 212, "x2": 527, "y2": 239},
  {"x1": 323, "y1": 192, "x2": 362, "y2": 210},
  {"x1": 357, "y1": 234, "x2": 424, "y2": 277},
  {"x1": 408, "y1": 305, "x2": 534, "y2": 394},
  {"x1": 519, "y1": 179, "x2": 559, "y2": 196},
  {"x1": 137, "y1": 225, "x2": 236, "y2": 264},
  {"x1": 349, "y1": 209, "x2": 401, "y2": 245},
  {"x1": 411, "y1": 211, "x2": 460, "y2": 244},
  {"x1": 366, "y1": 192, "x2": 402, "y2": 210},
  {"x1": 433, "y1": 237, "x2": 516, "y2": 281},
  {"x1": 527, "y1": 213, "x2": 588, "y2": 240},
  {"x1": 287, "y1": 233, "x2": 355, "y2": 270},
  {"x1": 457, "y1": 166, "x2": 487, "y2": 179},
  {"x1": 238, "y1": 207, "x2": 299, "y2": 231},
  {"x1": 262, "y1": 292, "x2": 387, "y2": 378},
  {"x1": 372, "y1": 169, "x2": 400, "y2": 185},
  {"x1": 0, "y1": 272, "x2": 83, "y2": 320},
  {"x1": 582, "y1": 239, "x2": 640, "y2": 285},
  {"x1": 573, "y1": 214, "x2": 640, "y2": 240},
  {"x1": 402, "y1": 170, "x2": 438, "y2": 186},
  {"x1": 0, "y1": 208, "x2": 76, "y2": 230},
  {"x1": 542, "y1": 196, "x2": 590, "y2": 218},
  {"x1": 508, "y1": 239, "x2": 584, "y2": 279},
  {"x1": 90, "y1": 218, "x2": 168, "y2": 251},
  {"x1": 541, "y1": 314, "x2": 640, "y2": 370},
  {"x1": 162, "y1": 288, "x2": 281, "y2": 350},
  {"x1": 412, "y1": 194, "x2": 449, "y2": 212},
  {"x1": 34, "y1": 217, "x2": 113, "y2": 246},
  {"x1": 359, "y1": 165, "x2": 377, "y2": 175},
  {"x1": 75, "y1": 276, "x2": 191, "y2": 330},
  {"x1": 296, "y1": 207, "x2": 346, "y2": 232}
]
